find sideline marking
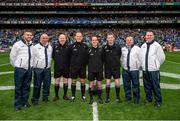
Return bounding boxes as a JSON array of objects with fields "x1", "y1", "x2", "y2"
[{"x1": 92, "y1": 102, "x2": 99, "y2": 121}]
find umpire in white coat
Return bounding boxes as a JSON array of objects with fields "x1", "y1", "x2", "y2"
[
  {"x1": 121, "y1": 36, "x2": 141, "y2": 104},
  {"x1": 31, "y1": 33, "x2": 52, "y2": 105},
  {"x1": 10, "y1": 31, "x2": 33, "y2": 111},
  {"x1": 140, "y1": 31, "x2": 165, "y2": 107}
]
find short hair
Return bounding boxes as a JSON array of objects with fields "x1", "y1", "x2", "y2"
[
  {"x1": 91, "y1": 35, "x2": 98, "y2": 41},
  {"x1": 125, "y1": 36, "x2": 134, "y2": 40},
  {"x1": 91, "y1": 35, "x2": 98, "y2": 39},
  {"x1": 145, "y1": 30, "x2": 155, "y2": 36},
  {"x1": 23, "y1": 30, "x2": 33, "y2": 35},
  {"x1": 58, "y1": 33, "x2": 66, "y2": 37},
  {"x1": 58, "y1": 33, "x2": 67, "y2": 40},
  {"x1": 106, "y1": 32, "x2": 115, "y2": 37},
  {"x1": 40, "y1": 33, "x2": 49, "y2": 38},
  {"x1": 75, "y1": 31, "x2": 83, "y2": 36}
]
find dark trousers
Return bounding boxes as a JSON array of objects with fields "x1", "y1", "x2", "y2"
[
  {"x1": 14, "y1": 67, "x2": 32, "y2": 108},
  {"x1": 143, "y1": 71, "x2": 162, "y2": 104},
  {"x1": 122, "y1": 69, "x2": 140, "y2": 101},
  {"x1": 31, "y1": 68, "x2": 51, "y2": 103}
]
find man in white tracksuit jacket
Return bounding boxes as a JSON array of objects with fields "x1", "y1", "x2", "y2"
[
  {"x1": 121, "y1": 36, "x2": 141, "y2": 104},
  {"x1": 10, "y1": 31, "x2": 33, "y2": 111},
  {"x1": 140, "y1": 31, "x2": 165, "y2": 107},
  {"x1": 31, "y1": 33, "x2": 52, "y2": 105}
]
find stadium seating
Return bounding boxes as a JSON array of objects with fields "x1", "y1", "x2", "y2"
[
  {"x1": 0, "y1": 28, "x2": 179, "y2": 49},
  {"x1": 0, "y1": 0, "x2": 178, "y2": 3}
]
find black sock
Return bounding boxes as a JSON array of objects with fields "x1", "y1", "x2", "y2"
[
  {"x1": 54, "y1": 84, "x2": 59, "y2": 97},
  {"x1": 81, "y1": 83, "x2": 86, "y2": 97},
  {"x1": 115, "y1": 86, "x2": 120, "y2": 99},
  {"x1": 106, "y1": 85, "x2": 110, "y2": 99},
  {"x1": 89, "y1": 87, "x2": 93, "y2": 100},
  {"x1": 97, "y1": 89, "x2": 102, "y2": 99},
  {"x1": 63, "y1": 83, "x2": 68, "y2": 97},
  {"x1": 71, "y1": 83, "x2": 76, "y2": 97}
]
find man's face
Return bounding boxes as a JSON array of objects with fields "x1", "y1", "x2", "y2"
[
  {"x1": 126, "y1": 37, "x2": 134, "y2": 46},
  {"x1": 145, "y1": 32, "x2": 154, "y2": 42},
  {"x1": 23, "y1": 32, "x2": 33, "y2": 42},
  {"x1": 91, "y1": 36, "x2": 98, "y2": 47},
  {"x1": 75, "y1": 32, "x2": 83, "y2": 42},
  {"x1": 107, "y1": 34, "x2": 115, "y2": 45},
  {"x1": 58, "y1": 34, "x2": 66, "y2": 45},
  {"x1": 40, "y1": 34, "x2": 49, "y2": 45}
]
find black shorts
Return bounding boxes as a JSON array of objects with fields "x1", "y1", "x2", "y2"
[
  {"x1": 54, "y1": 69, "x2": 69, "y2": 78},
  {"x1": 105, "y1": 68, "x2": 120, "y2": 79},
  {"x1": 88, "y1": 72, "x2": 103, "y2": 81},
  {"x1": 70, "y1": 67, "x2": 86, "y2": 79}
]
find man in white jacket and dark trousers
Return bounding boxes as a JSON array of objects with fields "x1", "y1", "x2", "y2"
[
  {"x1": 121, "y1": 36, "x2": 141, "y2": 104},
  {"x1": 31, "y1": 33, "x2": 52, "y2": 105},
  {"x1": 140, "y1": 31, "x2": 165, "y2": 107},
  {"x1": 10, "y1": 31, "x2": 33, "y2": 111}
]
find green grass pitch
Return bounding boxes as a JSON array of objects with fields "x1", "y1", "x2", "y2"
[{"x1": 0, "y1": 52, "x2": 180, "y2": 120}]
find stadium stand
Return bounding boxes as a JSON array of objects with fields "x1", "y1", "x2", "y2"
[
  {"x1": 0, "y1": 16, "x2": 179, "y2": 25},
  {"x1": 0, "y1": 0, "x2": 179, "y2": 51},
  {"x1": 0, "y1": 0, "x2": 179, "y2": 3},
  {"x1": 0, "y1": 28, "x2": 179, "y2": 50}
]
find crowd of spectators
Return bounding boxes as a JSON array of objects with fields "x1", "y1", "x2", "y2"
[
  {"x1": 0, "y1": 16, "x2": 178, "y2": 24},
  {"x1": 0, "y1": 0, "x2": 178, "y2": 3},
  {"x1": 0, "y1": 28, "x2": 179, "y2": 51}
]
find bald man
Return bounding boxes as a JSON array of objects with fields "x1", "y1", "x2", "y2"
[
  {"x1": 69, "y1": 31, "x2": 88, "y2": 102},
  {"x1": 121, "y1": 36, "x2": 141, "y2": 104},
  {"x1": 52, "y1": 34, "x2": 70, "y2": 101},
  {"x1": 31, "y1": 33, "x2": 52, "y2": 105}
]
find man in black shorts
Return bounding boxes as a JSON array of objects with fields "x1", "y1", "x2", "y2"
[
  {"x1": 69, "y1": 31, "x2": 88, "y2": 102},
  {"x1": 52, "y1": 34, "x2": 70, "y2": 101},
  {"x1": 88, "y1": 35, "x2": 103, "y2": 104},
  {"x1": 103, "y1": 32, "x2": 122, "y2": 103}
]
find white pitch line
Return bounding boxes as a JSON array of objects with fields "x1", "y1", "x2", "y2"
[
  {"x1": 0, "y1": 63, "x2": 10, "y2": 67},
  {"x1": 0, "y1": 71, "x2": 54, "y2": 75},
  {"x1": 160, "y1": 72, "x2": 180, "y2": 79},
  {"x1": 0, "y1": 71, "x2": 14, "y2": 75},
  {"x1": 166, "y1": 60, "x2": 180, "y2": 64},
  {"x1": 92, "y1": 102, "x2": 99, "y2": 121},
  {"x1": 1, "y1": 71, "x2": 180, "y2": 79},
  {"x1": 1, "y1": 80, "x2": 180, "y2": 91},
  {"x1": 0, "y1": 86, "x2": 14, "y2": 90},
  {"x1": 139, "y1": 71, "x2": 180, "y2": 79}
]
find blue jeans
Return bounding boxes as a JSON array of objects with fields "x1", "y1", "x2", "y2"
[
  {"x1": 143, "y1": 71, "x2": 162, "y2": 104},
  {"x1": 31, "y1": 68, "x2": 51, "y2": 103},
  {"x1": 122, "y1": 69, "x2": 140, "y2": 101},
  {"x1": 14, "y1": 67, "x2": 32, "y2": 108}
]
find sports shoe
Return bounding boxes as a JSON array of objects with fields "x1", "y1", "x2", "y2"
[
  {"x1": 53, "y1": 96, "x2": 59, "y2": 101},
  {"x1": 81, "y1": 96, "x2": 86, "y2": 102}
]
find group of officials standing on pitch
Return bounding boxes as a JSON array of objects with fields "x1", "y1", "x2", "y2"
[{"x1": 10, "y1": 30, "x2": 165, "y2": 111}]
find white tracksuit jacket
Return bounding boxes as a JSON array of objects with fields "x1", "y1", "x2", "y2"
[
  {"x1": 121, "y1": 45, "x2": 141, "y2": 71},
  {"x1": 10, "y1": 40, "x2": 33, "y2": 70},
  {"x1": 139, "y1": 41, "x2": 165, "y2": 71},
  {"x1": 32, "y1": 43, "x2": 52, "y2": 69}
]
